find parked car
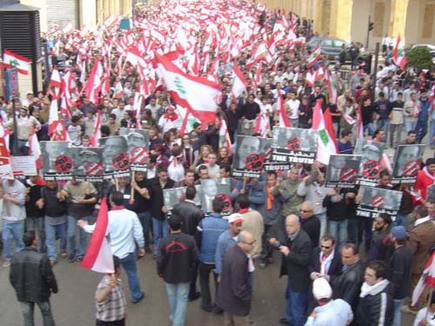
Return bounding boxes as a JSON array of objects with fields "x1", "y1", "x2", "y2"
[{"x1": 306, "y1": 37, "x2": 350, "y2": 59}]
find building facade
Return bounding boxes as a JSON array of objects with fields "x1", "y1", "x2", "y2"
[{"x1": 261, "y1": 0, "x2": 435, "y2": 48}]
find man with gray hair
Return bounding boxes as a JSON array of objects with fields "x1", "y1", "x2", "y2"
[{"x1": 269, "y1": 215, "x2": 312, "y2": 326}]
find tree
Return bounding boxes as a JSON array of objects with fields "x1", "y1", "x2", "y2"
[{"x1": 406, "y1": 47, "x2": 433, "y2": 70}]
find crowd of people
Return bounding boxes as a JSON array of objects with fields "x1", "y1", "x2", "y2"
[{"x1": 1, "y1": 0, "x2": 435, "y2": 325}]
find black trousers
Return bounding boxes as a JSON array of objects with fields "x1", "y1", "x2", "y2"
[
  {"x1": 96, "y1": 318, "x2": 125, "y2": 326},
  {"x1": 198, "y1": 262, "x2": 218, "y2": 308},
  {"x1": 189, "y1": 260, "x2": 199, "y2": 298}
]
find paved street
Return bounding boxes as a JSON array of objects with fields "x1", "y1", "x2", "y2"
[{"x1": 0, "y1": 249, "x2": 416, "y2": 326}]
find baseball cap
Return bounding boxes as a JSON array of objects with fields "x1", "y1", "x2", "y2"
[
  {"x1": 312, "y1": 277, "x2": 332, "y2": 300},
  {"x1": 227, "y1": 213, "x2": 244, "y2": 225},
  {"x1": 391, "y1": 226, "x2": 407, "y2": 240}
]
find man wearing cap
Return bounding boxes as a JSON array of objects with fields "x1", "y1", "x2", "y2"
[
  {"x1": 305, "y1": 278, "x2": 353, "y2": 326},
  {"x1": 388, "y1": 226, "x2": 412, "y2": 326},
  {"x1": 214, "y1": 213, "x2": 243, "y2": 277}
]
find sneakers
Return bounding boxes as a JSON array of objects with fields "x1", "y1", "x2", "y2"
[
  {"x1": 188, "y1": 292, "x2": 201, "y2": 302},
  {"x1": 132, "y1": 292, "x2": 145, "y2": 304},
  {"x1": 60, "y1": 250, "x2": 68, "y2": 259},
  {"x1": 2, "y1": 260, "x2": 11, "y2": 268}
]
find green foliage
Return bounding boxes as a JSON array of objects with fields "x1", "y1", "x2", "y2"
[{"x1": 406, "y1": 47, "x2": 433, "y2": 70}]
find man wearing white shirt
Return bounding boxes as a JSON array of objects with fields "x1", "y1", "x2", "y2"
[
  {"x1": 285, "y1": 91, "x2": 300, "y2": 128},
  {"x1": 78, "y1": 191, "x2": 145, "y2": 304}
]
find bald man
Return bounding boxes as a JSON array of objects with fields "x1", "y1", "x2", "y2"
[
  {"x1": 299, "y1": 202, "x2": 321, "y2": 247},
  {"x1": 270, "y1": 215, "x2": 312, "y2": 326}
]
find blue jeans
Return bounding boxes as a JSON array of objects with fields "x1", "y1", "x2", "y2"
[
  {"x1": 430, "y1": 120, "x2": 435, "y2": 146},
  {"x1": 165, "y1": 282, "x2": 189, "y2": 326},
  {"x1": 2, "y1": 220, "x2": 24, "y2": 260},
  {"x1": 152, "y1": 217, "x2": 168, "y2": 256},
  {"x1": 45, "y1": 221, "x2": 67, "y2": 261},
  {"x1": 67, "y1": 216, "x2": 89, "y2": 258},
  {"x1": 405, "y1": 120, "x2": 416, "y2": 133},
  {"x1": 415, "y1": 119, "x2": 428, "y2": 142},
  {"x1": 315, "y1": 212, "x2": 327, "y2": 240},
  {"x1": 393, "y1": 214, "x2": 408, "y2": 227},
  {"x1": 285, "y1": 282, "x2": 307, "y2": 326},
  {"x1": 392, "y1": 298, "x2": 404, "y2": 326},
  {"x1": 363, "y1": 122, "x2": 376, "y2": 137},
  {"x1": 137, "y1": 211, "x2": 152, "y2": 248},
  {"x1": 119, "y1": 252, "x2": 143, "y2": 302},
  {"x1": 21, "y1": 300, "x2": 55, "y2": 326},
  {"x1": 328, "y1": 219, "x2": 348, "y2": 248},
  {"x1": 26, "y1": 217, "x2": 46, "y2": 253},
  {"x1": 347, "y1": 218, "x2": 359, "y2": 245}
]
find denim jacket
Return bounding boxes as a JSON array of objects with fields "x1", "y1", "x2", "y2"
[{"x1": 198, "y1": 213, "x2": 228, "y2": 264}]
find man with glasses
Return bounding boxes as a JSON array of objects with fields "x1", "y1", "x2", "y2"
[
  {"x1": 298, "y1": 202, "x2": 321, "y2": 247},
  {"x1": 216, "y1": 231, "x2": 255, "y2": 326},
  {"x1": 269, "y1": 215, "x2": 312, "y2": 326}
]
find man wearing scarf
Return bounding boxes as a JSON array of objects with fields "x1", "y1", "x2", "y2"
[
  {"x1": 355, "y1": 260, "x2": 394, "y2": 325},
  {"x1": 158, "y1": 106, "x2": 181, "y2": 133}
]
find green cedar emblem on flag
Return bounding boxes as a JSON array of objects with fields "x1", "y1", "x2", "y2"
[
  {"x1": 174, "y1": 76, "x2": 187, "y2": 95},
  {"x1": 319, "y1": 129, "x2": 329, "y2": 146}
]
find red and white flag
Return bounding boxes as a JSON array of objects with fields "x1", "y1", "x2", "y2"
[
  {"x1": 231, "y1": 63, "x2": 248, "y2": 99},
  {"x1": 2, "y1": 49, "x2": 31, "y2": 75},
  {"x1": 412, "y1": 251, "x2": 435, "y2": 306},
  {"x1": 90, "y1": 110, "x2": 102, "y2": 147},
  {"x1": 84, "y1": 59, "x2": 104, "y2": 104},
  {"x1": 219, "y1": 117, "x2": 232, "y2": 152},
  {"x1": 253, "y1": 113, "x2": 271, "y2": 138},
  {"x1": 356, "y1": 105, "x2": 364, "y2": 139},
  {"x1": 393, "y1": 35, "x2": 407, "y2": 70},
  {"x1": 48, "y1": 69, "x2": 69, "y2": 141},
  {"x1": 155, "y1": 53, "x2": 221, "y2": 125},
  {"x1": 307, "y1": 45, "x2": 321, "y2": 68},
  {"x1": 312, "y1": 101, "x2": 338, "y2": 165},
  {"x1": 80, "y1": 198, "x2": 114, "y2": 273},
  {"x1": 29, "y1": 129, "x2": 42, "y2": 170},
  {"x1": 276, "y1": 94, "x2": 291, "y2": 128},
  {"x1": 0, "y1": 133, "x2": 13, "y2": 179}
]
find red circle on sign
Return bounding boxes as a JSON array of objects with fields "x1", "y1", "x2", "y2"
[
  {"x1": 287, "y1": 137, "x2": 301, "y2": 151},
  {"x1": 362, "y1": 160, "x2": 380, "y2": 179},
  {"x1": 112, "y1": 153, "x2": 130, "y2": 170},
  {"x1": 54, "y1": 155, "x2": 73, "y2": 173},
  {"x1": 245, "y1": 153, "x2": 265, "y2": 171},
  {"x1": 371, "y1": 195, "x2": 384, "y2": 208},
  {"x1": 84, "y1": 162, "x2": 104, "y2": 176},
  {"x1": 403, "y1": 160, "x2": 420, "y2": 177},
  {"x1": 130, "y1": 146, "x2": 149, "y2": 164},
  {"x1": 339, "y1": 167, "x2": 358, "y2": 182},
  {"x1": 216, "y1": 194, "x2": 232, "y2": 213}
]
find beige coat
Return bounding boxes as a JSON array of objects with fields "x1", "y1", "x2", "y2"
[
  {"x1": 408, "y1": 219, "x2": 435, "y2": 275},
  {"x1": 241, "y1": 209, "x2": 264, "y2": 259}
]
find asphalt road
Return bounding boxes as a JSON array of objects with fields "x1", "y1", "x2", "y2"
[{"x1": 0, "y1": 249, "x2": 417, "y2": 326}]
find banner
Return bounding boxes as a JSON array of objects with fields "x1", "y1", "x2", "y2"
[
  {"x1": 119, "y1": 128, "x2": 149, "y2": 172},
  {"x1": 198, "y1": 178, "x2": 232, "y2": 213},
  {"x1": 325, "y1": 154, "x2": 362, "y2": 188},
  {"x1": 271, "y1": 127, "x2": 317, "y2": 164},
  {"x1": 10, "y1": 156, "x2": 37, "y2": 177},
  {"x1": 354, "y1": 140, "x2": 385, "y2": 187},
  {"x1": 41, "y1": 141, "x2": 74, "y2": 180},
  {"x1": 99, "y1": 136, "x2": 130, "y2": 179},
  {"x1": 391, "y1": 144, "x2": 425, "y2": 184},
  {"x1": 163, "y1": 186, "x2": 201, "y2": 210},
  {"x1": 70, "y1": 147, "x2": 104, "y2": 182},
  {"x1": 232, "y1": 135, "x2": 272, "y2": 177},
  {"x1": 357, "y1": 186, "x2": 403, "y2": 219}
]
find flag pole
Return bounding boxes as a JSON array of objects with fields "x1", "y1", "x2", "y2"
[{"x1": 424, "y1": 287, "x2": 434, "y2": 320}]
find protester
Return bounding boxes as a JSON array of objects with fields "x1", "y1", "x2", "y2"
[{"x1": 10, "y1": 231, "x2": 58, "y2": 326}]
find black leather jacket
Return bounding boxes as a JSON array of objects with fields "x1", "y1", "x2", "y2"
[
  {"x1": 171, "y1": 200, "x2": 203, "y2": 237},
  {"x1": 9, "y1": 247, "x2": 58, "y2": 302}
]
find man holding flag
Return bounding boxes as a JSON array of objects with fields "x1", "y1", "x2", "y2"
[{"x1": 78, "y1": 192, "x2": 146, "y2": 304}]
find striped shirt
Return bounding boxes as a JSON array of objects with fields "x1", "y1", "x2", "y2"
[{"x1": 95, "y1": 276, "x2": 126, "y2": 322}]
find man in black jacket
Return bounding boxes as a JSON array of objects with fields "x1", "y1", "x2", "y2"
[
  {"x1": 329, "y1": 243, "x2": 364, "y2": 312},
  {"x1": 149, "y1": 166, "x2": 175, "y2": 257},
  {"x1": 157, "y1": 214, "x2": 198, "y2": 326},
  {"x1": 216, "y1": 230, "x2": 254, "y2": 326},
  {"x1": 270, "y1": 214, "x2": 312, "y2": 326},
  {"x1": 171, "y1": 186, "x2": 204, "y2": 301},
  {"x1": 299, "y1": 202, "x2": 320, "y2": 247},
  {"x1": 388, "y1": 226, "x2": 412, "y2": 326},
  {"x1": 10, "y1": 231, "x2": 58, "y2": 326}
]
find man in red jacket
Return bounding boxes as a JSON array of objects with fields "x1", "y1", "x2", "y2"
[{"x1": 415, "y1": 158, "x2": 435, "y2": 201}]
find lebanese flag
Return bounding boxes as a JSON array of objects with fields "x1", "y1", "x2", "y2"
[
  {"x1": 133, "y1": 92, "x2": 144, "y2": 128},
  {"x1": 312, "y1": 101, "x2": 338, "y2": 165},
  {"x1": 276, "y1": 94, "x2": 291, "y2": 127},
  {"x1": 90, "y1": 110, "x2": 102, "y2": 147},
  {"x1": 356, "y1": 105, "x2": 364, "y2": 139},
  {"x1": 219, "y1": 117, "x2": 232, "y2": 152},
  {"x1": 412, "y1": 251, "x2": 435, "y2": 306},
  {"x1": 393, "y1": 35, "x2": 407, "y2": 70},
  {"x1": 48, "y1": 99, "x2": 69, "y2": 141},
  {"x1": 29, "y1": 129, "x2": 42, "y2": 170},
  {"x1": 84, "y1": 59, "x2": 104, "y2": 104},
  {"x1": 155, "y1": 53, "x2": 221, "y2": 124},
  {"x1": 80, "y1": 198, "x2": 114, "y2": 273},
  {"x1": 2, "y1": 49, "x2": 31, "y2": 75},
  {"x1": 0, "y1": 135, "x2": 13, "y2": 179},
  {"x1": 49, "y1": 67, "x2": 62, "y2": 99},
  {"x1": 307, "y1": 44, "x2": 321, "y2": 68},
  {"x1": 231, "y1": 63, "x2": 248, "y2": 99},
  {"x1": 253, "y1": 113, "x2": 271, "y2": 138}
]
